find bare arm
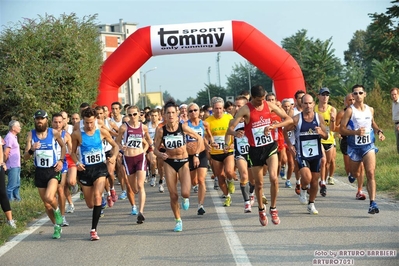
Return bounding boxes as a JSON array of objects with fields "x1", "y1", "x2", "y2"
[
  {"x1": 101, "y1": 128, "x2": 119, "y2": 164},
  {"x1": 182, "y1": 123, "x2": 204, "y2": 155},
  {"x1": 24, "y1": 131, "x2": 34, "y2": 161}
]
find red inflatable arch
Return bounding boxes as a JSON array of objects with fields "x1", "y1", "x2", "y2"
[{"x1": 96, "y1": 20, "x2": 305, "y2": 107}]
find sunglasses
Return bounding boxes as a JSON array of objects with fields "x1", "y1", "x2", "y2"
[
  {"x1": 128, "y1": 113, "x2": 138, "y2": 117},
  {"x1": 189, "y1": 109, "x2": 198, "y2": 113},
  {"x1": 321, "y1": 93, "x2": 330, "y2": 97},
  {"x1": 353, "y1": 91, "x2": 364, "y2": 95}
]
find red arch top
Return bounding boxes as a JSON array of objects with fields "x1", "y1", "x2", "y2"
[{"x1": 96, "y1": 20, "x2": 305, "y2": 108}]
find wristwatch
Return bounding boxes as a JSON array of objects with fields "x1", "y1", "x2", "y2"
[{"x1": 195, "y1": 153, "x2": 199, "y2": 157}]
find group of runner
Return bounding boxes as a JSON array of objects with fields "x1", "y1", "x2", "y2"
[{"x1": 24, "y1": 83, "x2": 384, "y2": 241}]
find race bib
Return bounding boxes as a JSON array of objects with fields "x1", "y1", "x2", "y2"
[
  {"x1": 187, "y1": 129, "x2": 202, "y2": 141},
  {"x1": 252, "y1": 126, "x2": 273, "y2": 147},
  {"x1": 355, "y1": 131, "x2": 371, "y2": 145},
  {"x1": 164, "y1": 135, "x2": 184, "y2": 149},
  {"x1": 35, "y1": 150, "x2": 54, "y2": 167},
  {"x1": 300, "y1": 139, "x2": 319, "y2": 158},
  {"x1": 83, "y1": 149, "x2": 102, "y2": 165},
  {"x1": 127, "y1": 135, "x2": 142, "y2": 149},
  {"x1": 213, "y1": 136, "x2": 225, "y2": 151},
  {"x1": 236, "y1": 136, "x2": 249, "y2": 155}
]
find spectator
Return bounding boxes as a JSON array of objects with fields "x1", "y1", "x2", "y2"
[
  {"x1": 0, "y1": 136, "x2": 17, "y2": 228},
  {"x1": 4, "y1": 120, "x2": 22, "y2": 201}
]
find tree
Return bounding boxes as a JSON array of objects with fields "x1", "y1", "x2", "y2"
[
  {"x1": 225, "y1": 62, "x2": 272, "y2": 97},
  {"x1": 0, "y1": 13, "x2": 103, "y2": 177},
  {"x1": 196, "y1": 84, "x2": 227, "y2": 107},
  {"x1": 0, "y1": 13, "x2": 102, "y2": 129},
  {"x1": 162, "y1": 90, "x2": 175, "y2": 103},
  {"x1": 281, "y1": 29, "x2": 344, "y2": 96}
]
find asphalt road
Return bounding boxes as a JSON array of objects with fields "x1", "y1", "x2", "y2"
[{"x1": 0, "y1": 172, "x2": 398, "y2": 266}]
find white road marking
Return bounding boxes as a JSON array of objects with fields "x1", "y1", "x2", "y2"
[
  {"x1": 0, "y1": 193, "x2": 80, "y2": 257},
  {"x1": 208, "y1": 179, "x2": 252, "y2": 266}
]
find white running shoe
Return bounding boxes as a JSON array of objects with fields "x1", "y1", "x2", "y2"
[
  {"x1": 299, "y1": 188, "x2": 307, "y2": 204},
  {"x1": 159, "y1": 184, "x2": 164, "y2": 193},
  {"x1": 150, "y1": 177, "x2": 156, "y2": 187},
  {"x1": 307, "y1": 203, "x2": 319, "y2": 215}
]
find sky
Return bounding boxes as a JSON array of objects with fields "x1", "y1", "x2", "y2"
[{"x1": 0, "y1": 0, "x2": 392, "y2": 101}]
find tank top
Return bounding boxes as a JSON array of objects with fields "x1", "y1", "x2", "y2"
[
  {"x1": 147, "y1": 121, "x2": 158, "y2": 140},
  {"x1": 162, "y1": 123, "x2": 186, "y2": 150},
  {"x1": 102, "y1": 119, "x2": 113, "y2": 152},
  {"x1": 244, "y1": 101, "x2": 274, "y2": 147},
  {"x1": 80, "y1": 128, "x2": 105, "y2": 165},
  {"x1": 54, "y1": 130, "x2": 66, "y2": 159},
  {"x1": 346, "y1": 104, "x2": 374, "y2": 147},
  {"x1": 315, "y1": 105, "x2": 335, "y2": 144},
  {"x1": 31, "y1": 128, "x2": 57, "y2": 168},
  {"x1": 186, "y1": 120, "x2": 204, "y2": 142},
  {"x1": 111, "y1": 116, "x2": 124, "y2": 128},
  {"x1": 295, "y1": 113, "x2": 322, "y2": 160},
  {"x1": 205, "y1": 113, "x2": 234, "y2": 155},
  {"x1": 234, "y1": 122, "x2": 249, "y2": 155},
  {"x1": 123, "y1": 122, "x2": 144, "y2": 149}
]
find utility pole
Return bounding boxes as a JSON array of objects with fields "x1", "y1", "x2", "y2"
[
  {"x1": 216, "y1": 52, "x2": 221, "y2": 87},
  {"x1": 207, "y1": 67, "x2": 211, "y2": 105}
]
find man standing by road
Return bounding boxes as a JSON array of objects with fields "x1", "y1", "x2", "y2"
[
  {"x1": 340, "y1": 84, "x2": 385, "y2": 214},
  {"x1": 229, "y1": 85, "x2": 293, "y2": 226},
  {"x1": 4, "y1": 120, "x2": 22, "y2": 202},
  {"x1": 390, "y1": 87, "x2": 399, "y2": 153},
  {"x1": 24, "y1": 110, "x2": 66, "y2": 239}
]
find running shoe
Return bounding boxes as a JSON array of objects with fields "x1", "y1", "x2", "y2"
[
  {"x1": 223, "y1": 195, "x2": 232, "y2": 207},
  {"x1": 107, "y1": 195, "x2": 114, "y2": 208},
  {"x1": 244, "y1": 201, "x2": 252, "y2": 213},
  {"x1": 197, "y1": 206, "x2": 206, "y2": 215},
  {"x1": 193, "y1": 185, "x2": 198, "y2": 193},
  {"x1": 356, "y1": 191, "x2": 366, "y2": 200},
  {"x1": 319, "y1": 182, "x2": 327, "y2": 197},
  {"x1": 280, "y1": 166, "x2": 286, "y2": 179},
  {"x1": 119, "y1": 191, "x2": 127, "y2": 200},
  {"x1": 61, "y1": 216, "x2": 69, "y2": 227},
  {"x1": 131, "y1": 205, "x2": 138, "y2": 215},
  {"x1": 110, "y1": 189, "x2": 118, "y2": 202},
  {"x1": 269, "y1": 208, "x2": 280, "y2": 225},
  {"x1": 181, "y1": 198, "x2": 190, "y2": 210},
  {"x1": 299, "y1": 189, "x2": 308, "y2": 205},
  {"x1": 100, "y1": 209, "x2": 104, "y2": 218},
  {"x1": 285, "y1": 180, "x2": 292, "y2": 188},
  {"x1": 150, "y1": 177, "x2": 156, "y2": 187},
  {"x1": 262, "y1": 195, "x2": 268, "y2": 205},
  {"x1": 249, "y1": 193, "x2": 255, "y2": 206},
  {"x1": 307, "y1": 203, "x2": 319, "y2": 215},
  {"x1": 258, "y1": 209, "x2": 268, "y2": 226},
  {"x1": 66, "y1": 204, "x2": 75, "y2": 213},
  {"x1": 348, "y1": 174, "x2": 356, "y2": 183},
  {"x1": 90, "y1": 230, "x2": 100, "y2": 241},
  {"x1": 80, "y1": 191, "x2": 84, "y2": 200},
  {"x1": 368, "y1": 201, "x2": 380, "y2": 214},
  {"x1": 137, "y1": 212, "x2": 145, "y2": 224},
  {"x1": 214, "y1": 177, "x2": 219, "y2": 190},
  {"x1": 7, "y1": 219, "x2": 17, "y2": 229},
  {"x1": 327, "y1": 176, "x2": 335, "y2": 185},
  {"x1": 174, "y1": 219, "x2": 183, "y2": 232},
  {"x1": 159, "y1": 184, "x2": 164, "y2": 193},
  {"x1": 52, "y1": 225, "x2": 62, "y2": 239},
  {"x1": 227, "y1": 180, "x2": 235, "y2": 194},
  {"x1": 295, "y1": 183, "x2": 300, "y2": 195},
  {"x1": 53, "y1": 209, "x2": 63, "y2": 226},
  {"x1": 101, "y1": 197, "x2": 107, "y2": 209}
]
